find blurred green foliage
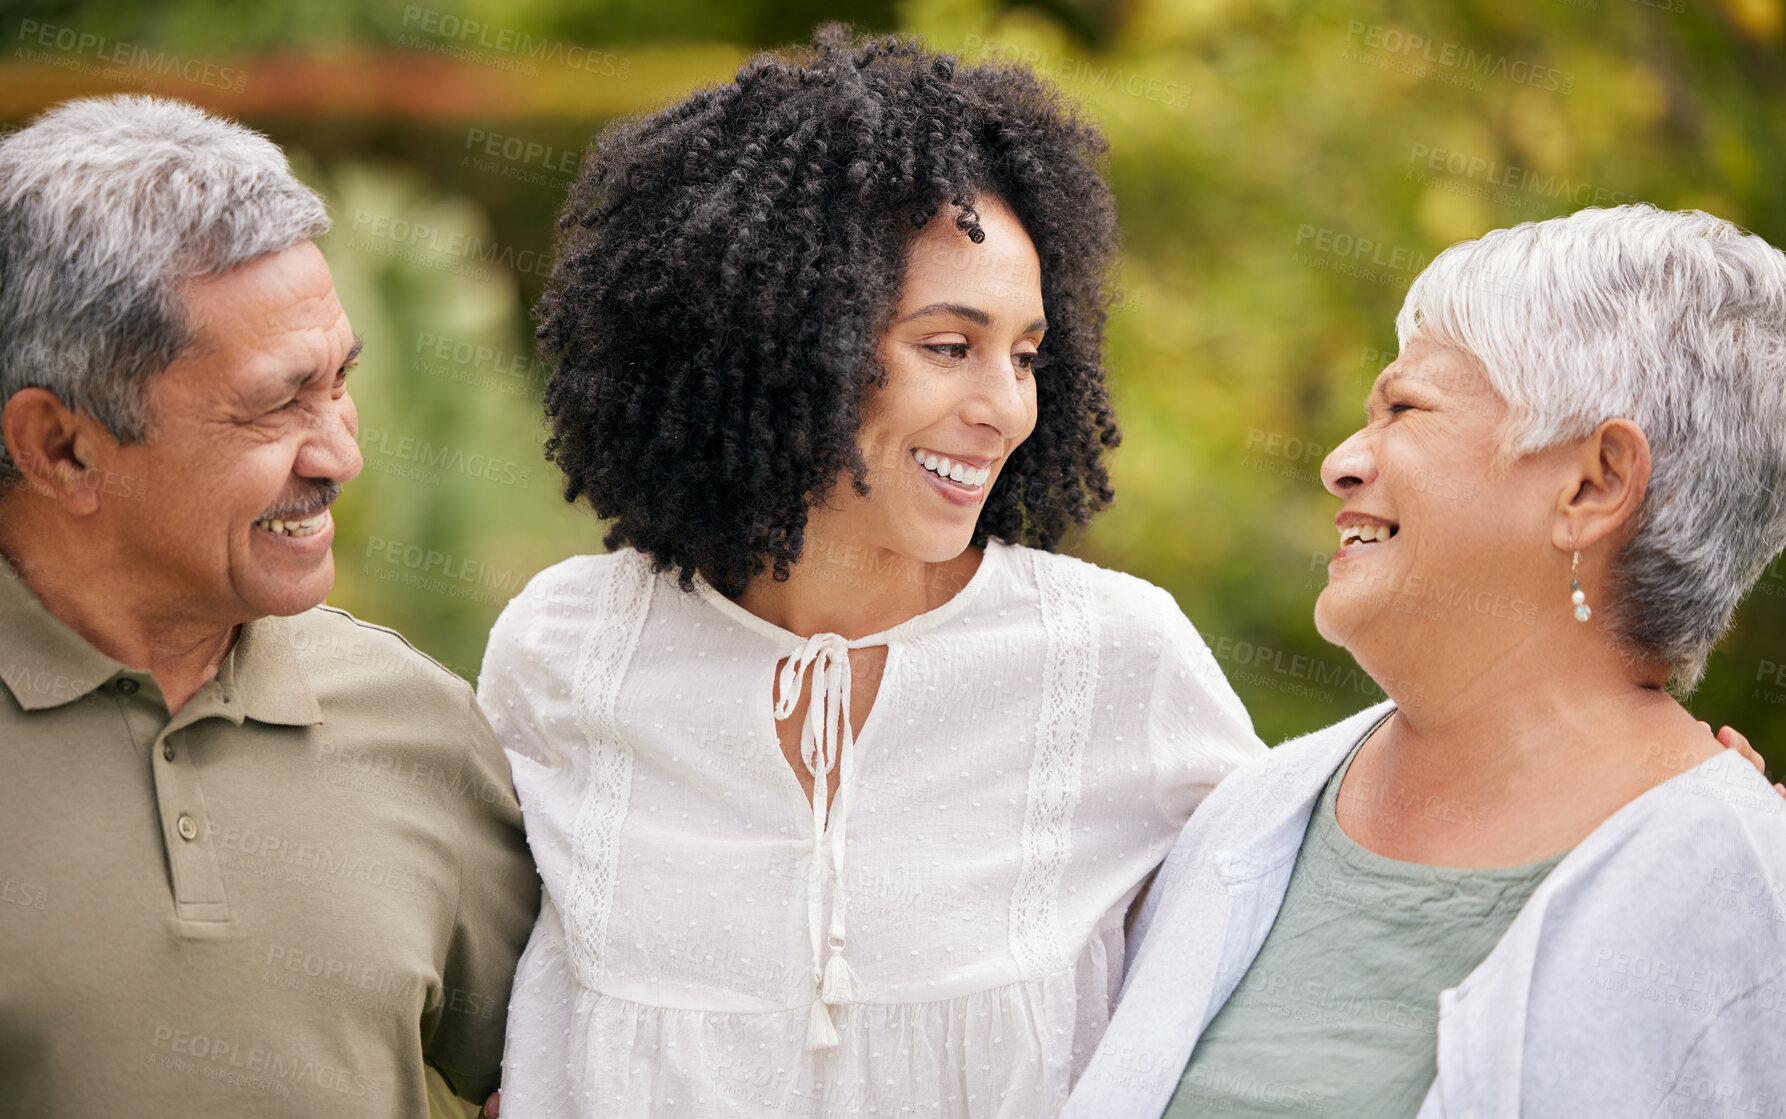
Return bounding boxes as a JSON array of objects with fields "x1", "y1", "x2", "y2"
[
  {"x1": 5, "y1": 0, "x2": 1783, "y2": 752},
  {"x1": 6, "y1": 0, "x2": 1786, "y2": 1111}
]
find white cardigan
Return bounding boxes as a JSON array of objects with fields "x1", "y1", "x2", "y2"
[
  {"x1": 1064, "y1": 701, "x2": 1786, "y2": 1118},
  {"x1": 479, "y1": 542, "x2": 1267, "y2": 1118}
]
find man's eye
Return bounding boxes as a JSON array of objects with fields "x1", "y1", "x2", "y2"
[
  {"x1": 924, "y1": 343, "x2": 969, "y2": 360},
  {"x1": 1388, "y1": 402, "x2": 1415, "y2": 415}
]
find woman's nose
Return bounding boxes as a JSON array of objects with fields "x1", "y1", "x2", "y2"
[
  {"x1": 959, "y1": 356, "x2": 1033, "y2": 436},
  {"x1": 1321, "y1": 427, "x2": 1377, "y2": 497}
]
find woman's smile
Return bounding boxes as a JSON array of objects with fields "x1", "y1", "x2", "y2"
[{"x1": 1331, "y1": 513, "x2": 1400, "y2": 563}]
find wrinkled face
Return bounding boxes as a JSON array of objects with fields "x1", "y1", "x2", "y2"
[
  {"x1": 841, "y1": 196, "x2": 1044, "y2": 565},
  {"x1": 1315, "y1": 339, "x2": 1561, "y2": 664},
  {"x1": 108, "y1": 240, "x2": 362, "y2": 622}
]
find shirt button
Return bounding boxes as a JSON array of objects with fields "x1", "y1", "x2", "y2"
[
  {"x1": 115, "y1": 678, "x2": 138, "y2": 695},
  {"x1": 163, "y1": 743, "x2": 175, "y2": 761},
  {"x1": 176, "y1": 815, "x2": 198, "y2": 841}
]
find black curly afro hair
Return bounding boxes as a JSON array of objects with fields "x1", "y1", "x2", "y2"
[{"x1": 538, "y1": 23, "x2": 1121, "y2": 597}]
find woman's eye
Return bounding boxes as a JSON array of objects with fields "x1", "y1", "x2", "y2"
[
  {"x1": 1014, "y1": 351, "x2": 1038, "y2": 374},
  {"x1": 924, "y1": 343, "x2": 969, "y2": 360},
  {"x1": 1388, "y1": 402, "x2": 1415, "y2": 415}
]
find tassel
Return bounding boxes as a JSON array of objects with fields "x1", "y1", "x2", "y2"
[
  {"x1": 805, "y1": 998, "x2": 839, "y2": 1050},
  {"x1": 820, "y1": 952, "x2": 859, "y2": 1003}
]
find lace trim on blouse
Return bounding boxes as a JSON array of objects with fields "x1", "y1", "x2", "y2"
[
  {"x1": 1009, "y1": 551, "x2": 1099, "y2": 978},
  {"x1": 564, "y1": 551, "x2": 654, "y2": 989}
]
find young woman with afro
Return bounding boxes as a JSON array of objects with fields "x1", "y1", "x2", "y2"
[{"x1": 476, "y1": 25, "x2": 1265, "y2": 1118}]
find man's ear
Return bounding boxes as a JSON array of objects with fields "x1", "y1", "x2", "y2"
[
  {"x1": 1552, "y1": 417, "x2": 1650, "y2": 552},
  {"x1": 1, "y1": 387, "x2": 105, "y2": 515}
]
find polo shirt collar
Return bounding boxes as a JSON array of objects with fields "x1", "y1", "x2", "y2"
[
  {"x1": 0, "y1": 555, "x2": 124, "y2": 710},
  {"x1": 0, "y1": 553, "x2": 321, "y2": 726},
  {"x1": 224, "y1": 614, "x2": 323, "y2": 727}
]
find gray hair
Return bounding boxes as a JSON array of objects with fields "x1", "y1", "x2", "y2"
[
  {"x1": 0, "y1": 95, "x2": 329, "y2": 477},
  {"x1": 1397, "y1": 204, "x2": 1786, "y2": 690}
]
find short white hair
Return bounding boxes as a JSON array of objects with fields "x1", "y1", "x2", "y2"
[
  {"x1": 0, "y1": 95, "x2": 329, "y2": 477},
  {"x1": 1397, "y1": 204, "x2": 1786, "y2": 689}
]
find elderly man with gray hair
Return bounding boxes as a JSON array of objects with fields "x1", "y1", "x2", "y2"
[
  {"x1": 1066, "y1": 204, "x2": 1786, "y2": 1117},
  {"x1": 0, "y1": 96, "x2": 536, "y2": 1117}
]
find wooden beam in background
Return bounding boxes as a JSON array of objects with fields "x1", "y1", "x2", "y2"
[{"x1": 0, "y1": 44, "x2": 749, "y2": 123}]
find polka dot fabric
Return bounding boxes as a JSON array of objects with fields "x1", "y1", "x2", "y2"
[{"x1": 478, "y1": 541, "x2": 1266, "y2": 1117}]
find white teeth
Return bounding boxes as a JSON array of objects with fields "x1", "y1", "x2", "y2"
[{"x1": 912, "y1": 449, "x2": 991, "y2": 488}]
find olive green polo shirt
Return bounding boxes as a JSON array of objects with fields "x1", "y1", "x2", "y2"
[{"x1": 0, "y1": 556, "x2": 539, "y2": 1117}]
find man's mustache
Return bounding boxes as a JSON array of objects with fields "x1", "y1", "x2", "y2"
[{"x1": 257, "y1": 480, "x2": 342, "y2": 521}]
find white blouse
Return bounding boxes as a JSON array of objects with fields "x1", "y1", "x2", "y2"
[{"x1": 479, "y1": 540, "x2": 1264, "y2": 1118}]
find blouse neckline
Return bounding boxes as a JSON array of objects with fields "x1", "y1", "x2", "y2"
[{"x1": 689, "y1": 538, "x2": 1008, "y2": 649}]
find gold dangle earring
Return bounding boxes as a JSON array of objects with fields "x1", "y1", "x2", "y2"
[{"x1": 1570, "y1": 542, "x2": 1591, "y2": 623}]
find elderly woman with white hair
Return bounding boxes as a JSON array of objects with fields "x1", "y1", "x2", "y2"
[{"x1": 1063, "y1": 204, "x2": 1786, "y2": 1117}]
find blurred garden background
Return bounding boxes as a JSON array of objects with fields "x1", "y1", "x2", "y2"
[{"x1": 3, "y1": 1, "x2": 1784, "y2": 1104}]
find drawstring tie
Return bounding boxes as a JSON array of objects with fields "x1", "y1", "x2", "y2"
[{"x1": 774, "y1": 632, "x2": 863, "y2": 1051}]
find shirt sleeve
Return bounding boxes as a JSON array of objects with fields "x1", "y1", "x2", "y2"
[
  {"x1": 476, "y1": 583, "x2": 580, "y2": 782},
  {"x1": 421, "y1": 686, "x2": 542, "y2": 1103},
  {"x1": 1143, "y1": 586, "x2": 1268, "y2": 826}
]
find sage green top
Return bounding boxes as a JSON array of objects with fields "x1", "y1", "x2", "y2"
[{"x1": 1164, "y1": 731, "x2": 1566, "y2": 1118}]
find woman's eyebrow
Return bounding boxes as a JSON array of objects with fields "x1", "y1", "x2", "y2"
[
  {"x1": 1362, "y1": 369, "x2": 1404, "y2": 415},
  {"x1": 898, "y1": 302, "x2": 991, "y2": 326}
]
